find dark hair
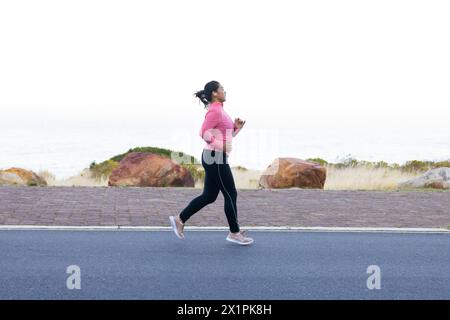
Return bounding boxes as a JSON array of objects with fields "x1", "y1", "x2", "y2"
[{"x1": 194, "y1": 80, "x2": 220, "y2": 108}]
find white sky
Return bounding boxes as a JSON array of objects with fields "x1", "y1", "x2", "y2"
[{"x1": 1, "y1": 0, "x2": 450, "y2": 131}]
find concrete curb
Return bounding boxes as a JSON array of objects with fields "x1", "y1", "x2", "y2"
[{"x1": 0, "y1": 225, "x2": 449, "y2": 234}]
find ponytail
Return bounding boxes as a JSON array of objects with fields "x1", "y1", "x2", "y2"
[
  {"x1": 194, "y1": 89, "x2": 210, "y2": 107},
  {"x1": 193, "y1": 80, "x2": 220, "y2": 108}
]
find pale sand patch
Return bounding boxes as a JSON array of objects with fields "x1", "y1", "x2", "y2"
[
  {"x1": 231, "y1": 167, "x2": 262, "y2": 189},
  {"x1": 39, "y1": 168, "x2": 108, "y2": 187}
]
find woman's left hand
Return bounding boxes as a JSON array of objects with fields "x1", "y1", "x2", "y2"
[{"x1": 234, "y1": 118, "x2": 246, "y2": 130}]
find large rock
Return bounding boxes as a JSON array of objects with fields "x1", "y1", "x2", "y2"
[
  {"x1": 259, "y1": 158, "x2": 326, "y2": 189},
  {"x1": 0, "y1": 167, "x2": 47, "y2": 186},
  {"x1": 108, "y1": 152, "x2": 194, "y2": 187},
  {"x1": 398, "y1": 167, "x2": 450, "y2": 189}
]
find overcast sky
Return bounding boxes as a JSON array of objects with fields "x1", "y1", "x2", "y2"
[{"x1": 1, "y1": 0, "x2": 449, "y2": 132}]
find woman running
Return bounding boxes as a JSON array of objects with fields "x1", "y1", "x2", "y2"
[{"x1": 169, "y1": 80, "x2": 254, "y2": 245}]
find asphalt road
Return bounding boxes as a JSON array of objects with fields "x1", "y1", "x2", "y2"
[{"x1": 0, "y1": 230, "x2": 449, "y2": 299}]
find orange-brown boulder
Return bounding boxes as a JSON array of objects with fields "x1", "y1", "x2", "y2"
[
  {"x1": 108, "y1": 152, "x2": 194, "y2": 187},
  {"x1": 259, "y1": 158, "x2": 326, "y2": 189},
  {"x1": 0, "y1": 167, "x2": 47, "y2": 186}
]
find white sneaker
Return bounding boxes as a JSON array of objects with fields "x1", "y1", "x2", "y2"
[
  {"x1": 169, "y1": 215, "x2": 185, "y2": 239},
  {"x1": 226, "y1": 230, "x2": 254, "y2": 245}
]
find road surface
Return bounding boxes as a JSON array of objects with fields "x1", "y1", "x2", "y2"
[{"x1": 0, "y1": 230, "x2": 449, "y2": 299}]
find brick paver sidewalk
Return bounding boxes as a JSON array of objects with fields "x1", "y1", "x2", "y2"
[{"x1": 0, "y1": 186, "x2": 449, "y2": 228}]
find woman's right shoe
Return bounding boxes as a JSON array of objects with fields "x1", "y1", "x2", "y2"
[
  {"x1": 226, "y1": 230, "x2": 254, "y2": 245},
  {"x1": 169, "y1": 215, "x2": 185, "y2": 239}
]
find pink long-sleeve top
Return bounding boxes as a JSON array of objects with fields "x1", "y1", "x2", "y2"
[{"x1": 199, "y1": 101, "x2": 242, "y2": 156}]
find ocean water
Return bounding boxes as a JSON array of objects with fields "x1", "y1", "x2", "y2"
[{"x1": 1, "y1": 122, "x2": 449, "y2": 180}]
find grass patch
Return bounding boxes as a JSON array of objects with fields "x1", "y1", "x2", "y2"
[
  {"x1": 325, "y1": 165, "x2": 418, "y2": 191},
  {"x1": 321, "y1": 154, "x2": 450, "y2": 191}
]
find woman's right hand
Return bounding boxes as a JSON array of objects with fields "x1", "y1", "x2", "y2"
[{"x1": 222, "y1": 140, "x2": 232, "y2": 153}]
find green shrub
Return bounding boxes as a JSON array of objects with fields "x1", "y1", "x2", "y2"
[
  {"x1": 401, "y1": 160, "x2": 432, "y2": 173},
  {"x1": 433, "y1": 160, "x2": 450, "y2": 168},
  {"x1": 306, "y1": 158, "x2": 328, "y2": 166},
  {"x1": 330, "y1": 154, "x2": 359, "y2": 169},
  {"x1": 90, "y1": 159, "x2": 119, "y2": 180},
  {"x1": 323, "y1": 156, "x2": 448, "y2": 174},
  {"x1": 233, "y1": 165, "x2": 248, "y2": 171},
  {"x1": 110, "y1": 146, "x2": 199, "y2": 164},
  {"x1": 89, "y1": 146, "x2": 200, "y2": 181},
  {"x1": 182, "y1": 163, "x2": 205, "y2": 181}
]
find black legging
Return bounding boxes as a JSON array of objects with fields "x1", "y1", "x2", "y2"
[{"x1": 179, "y1": 149, "x2": 240, "y2": 233}]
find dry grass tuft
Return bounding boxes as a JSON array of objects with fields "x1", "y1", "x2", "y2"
[{"x1": 324, "y1": 165, "x2": 419, "y2": 191}]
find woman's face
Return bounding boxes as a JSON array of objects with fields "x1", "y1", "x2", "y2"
[{"x1": 212, "y1": 84, "x2": 226, "y2": 102}]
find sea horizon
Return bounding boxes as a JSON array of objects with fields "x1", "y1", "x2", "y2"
[{"x1": 2, "y1": 117, "x2": 449, "y2": 180}]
